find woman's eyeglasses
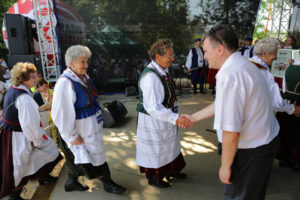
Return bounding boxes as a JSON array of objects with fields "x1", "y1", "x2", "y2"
[{"x1": 164, "y1": 53, "x2": 175, "y2": 59}]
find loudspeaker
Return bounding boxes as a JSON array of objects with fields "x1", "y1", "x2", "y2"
[
  {"x1": 102, "y1": 107, "x2": 115, "y2": 128},
  {"x1": 8, "y1": 54, "x2": 42, "y2": 74},
  {"x1": 105, "y1": 100, "x2": 128, "y2": 124},
  {"x1": 4, "y1": 14, "x2": 34, "y2": 55}
]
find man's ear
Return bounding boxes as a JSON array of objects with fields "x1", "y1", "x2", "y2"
[{"x1": 217, "y1": 44, "x2": 225, "y2": 55}]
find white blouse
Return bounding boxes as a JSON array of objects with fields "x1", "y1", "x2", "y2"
[
  {"x1": 12, "y1": 85, "x2": 59, "y2": 186},
  {"x1": 249, "y1": 56, "x2": 295, "y2": 114},
  {"x1": 51, "y1": 69, "x2": 105, "y2": 166}
]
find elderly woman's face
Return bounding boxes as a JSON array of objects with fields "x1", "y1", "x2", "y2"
[
  {"x1": 263, "y1": 48, "x2": 278, "y2": 66},
  {"x1": 155, "y1": 48, "x2": 175, "y2": 69},
  {"x1": 23, "y1": 72, "x2": 38, "y2": 89},
  {"x1": 70, "y1": 57, "x2": 89, "y2": 76}
]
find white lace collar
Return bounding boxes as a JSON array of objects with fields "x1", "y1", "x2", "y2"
[
  {"x1": 148, "y1": 60, "x2": 169, "y2": 76},
  {"x1": 62, "y1": 67, "x2": 90, "y2": 87},
  {"x1": 248, "y1": 56, "x2": 269, "y2": 71}
]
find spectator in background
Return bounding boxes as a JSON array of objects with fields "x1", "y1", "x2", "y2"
[
  {"x1": 0, "y1": 79, "x2": 7, "y2": 108},
  {"x1": 238, "y1": 39, "x2": 243, "y2": 49},
  {"x1": 0, "y1": 58, "x2": 9, "y2": 83},
  {"x1": 243, "y1": 38, "x2": 260, "y2": 59},
  {"x1": 34, "y1": 78, "x2": 57, "y2": 141},
  {"x1": 185, "y1": 38, "x2": 206, "y2": 94},
  {"x1": 282, "y1": 36, "x2": 296, "y2": 49},
  {"x1": 239, "y1": 36, "x2": 253, "y2": 56}
]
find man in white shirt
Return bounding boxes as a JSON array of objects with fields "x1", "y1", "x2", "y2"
[
  {"x1": 185, "y1": 38, "x2": 206, "y2": 94},
  {"x1": 187, "y1": 25, "x2": 280, "y2": 200}
]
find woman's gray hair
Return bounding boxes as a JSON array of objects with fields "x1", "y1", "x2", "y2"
[
  {"x1": 253, "y1": 38, "x2": 280, "y2": 56},
  {"x1": 65, "y1": 45, "x2": 91, "y2": 67},
  {"x1": 148, "y1": 39, "x2": 173, "y2": 60}
]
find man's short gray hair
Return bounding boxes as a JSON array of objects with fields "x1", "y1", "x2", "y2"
[
  {"x1": 65, "y1": 45, "x2": 91, "y2": 67},
  {"x1": 253, "y1": 38, "x2": 280, "y2": 56}
]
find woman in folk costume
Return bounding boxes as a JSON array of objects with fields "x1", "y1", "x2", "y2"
[
  {"x1": 51, "y1": 45, "x2": 126, "y2": 194},
  {"x1": 0, "y1": 62, "x2": 62, "y2": 200},
  {"x1": 248, "y1": 38, "x2": 300, "y2": 170},
  {"x1": 136, "y1": 39, "x2": 193, "y2": 188}
]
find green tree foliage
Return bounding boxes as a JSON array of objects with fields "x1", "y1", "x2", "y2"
[
  {"x1": 191, "y1": 0, "x2": 260, "y2": 40},
  {"x1": 0, "y1": 0, "x2": 18, "y2": 60},
  {"x1": 62, "y1": 0, "x2": 193, "y2": 56}
]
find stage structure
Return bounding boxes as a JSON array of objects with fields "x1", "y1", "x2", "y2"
[
  {"x1": 32, "y1": 0, "x2": 60, "y2": 82},
  {"x1": 270, "y1": 0, "x2": 293, "y2": 41}
]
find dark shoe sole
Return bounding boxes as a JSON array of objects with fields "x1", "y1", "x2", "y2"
[{"x1": 64, "y1": 184, "x2": 89, "y2": 192}]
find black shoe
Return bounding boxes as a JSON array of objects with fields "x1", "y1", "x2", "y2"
[
  {"x1": 8, "y1": 196, "x2": 25, "y2": 200},
  {"x1": 166, "y1": 172, "x2": 187, "y2": 181},
  {"x1": 38, "y1": 174, "x2": 58, "y2": 185},
  {"x1": 64, "y1": 178, "x2": 89, "y2": 192},
  {"x1": 193, "y1": 90, "x2": 197, "y2": 94},
  {"x1": 292, "y1": 164, "x2": 300, "y2": 172},
  {"x1": 279, "y1": 160, "x2": 292, "y2": 168},
  {"x1": 200, "y1": 90, "x2": 206, "y2": 94},
  {"x1": 8, "y1": 188, "x2": 26, "y2": 200},
  {"x1": 102, "y1": 179, "x2": 126, "y2": 194},
  {"x1": 211, "y1": 90, "x2": 215, "y2": 95},
  {"x1": 148, "y1": 175, "x2": 170, "y2": 188}
]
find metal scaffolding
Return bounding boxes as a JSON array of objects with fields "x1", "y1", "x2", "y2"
[
  {"x1": 32, "y1": 0, "x2": 60, "y2": 82},
  {"x1": 270, "y1": 0, "x2": 293, "y2": 41}
]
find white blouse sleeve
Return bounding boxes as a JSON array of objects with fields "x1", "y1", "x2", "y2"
[
  {"x1": 140, "y1": 73, "x2": 179, "y2": 125},
  {"x1": 185, "y1": 49, "x2": 193, "y2": 69},
  {"x1": 263, "y1": 71, "x2": 295, "y2": 114},
  {"x1": 51, "y1": 78, "x2": 78, "y2": 143},
  {"x1": 15, "y1": 93, "x2": 45, "y2": 146}
]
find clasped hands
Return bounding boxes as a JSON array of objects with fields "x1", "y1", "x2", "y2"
[{"x1": 176, "y1": 114, "x2": 194, "y2": 128}]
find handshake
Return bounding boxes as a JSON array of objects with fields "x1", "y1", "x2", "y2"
[{"x1": 176, "y1": 114, "x2": 194, "y2": 128}]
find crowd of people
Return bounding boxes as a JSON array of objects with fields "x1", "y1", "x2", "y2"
[
  {"x1": 0, "y1": 24, "x2": 299, "y2": 200},
  {"x1": 87, "y1": 53, "x2": 149, "y2": 92}
]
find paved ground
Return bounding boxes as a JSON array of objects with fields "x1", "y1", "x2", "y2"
[{"x1": 4, "y1": 92, "x2": 300, "y2": 200}]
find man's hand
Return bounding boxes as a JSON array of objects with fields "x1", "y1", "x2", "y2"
[
  {"x1": 219, "y1": 165, "x2": 232, "y2": 184},
  {"x1": 176, "y1": 115, "x2": 194, "y2": 128},
  {"x1": 71, "y1": 135, "x2": 84, "y2": 145}
]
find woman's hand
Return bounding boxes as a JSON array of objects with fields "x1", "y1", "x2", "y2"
[
  {"x1": 71, "y1": 135, "x2": 84, "y2": 145},
  {"x1": 176, "y1": 115, "x2": 194, "y2": 128},
  {"x1": 288, "y1": 59, "x2": 295, "y2": 64}
]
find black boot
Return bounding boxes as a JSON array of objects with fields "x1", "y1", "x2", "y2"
[
  {"x1": 64, "y1": 177, "x2": 89, "y2": 192},
  {"x1": 148, "y1": 175, "x2": 170, "y2": 188},
  {"x1": 200, "y1": 84, "x2": 206, "y2": 94},
  {"x1": 8, "y1": 188, "x2": 25, "y2": 200},
  {"x1": 38, "y1": 174, "x2": 58, "y2": 185},
  {"x1": 100, "y1": 176, "x2": 126, "y2": 194},
  {"x1": 166, "y1": 171, "x2": 187, "y2": 181}
]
